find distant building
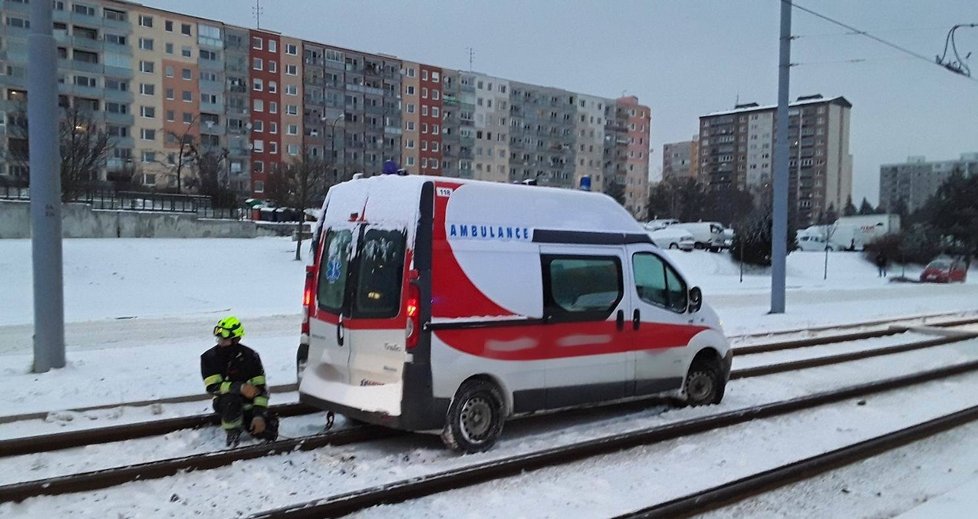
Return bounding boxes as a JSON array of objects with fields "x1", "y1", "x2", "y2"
[
  {"x1": 662, "y1": 137, "x2": 698, "y2": 182},
  {"x1": 698, "y1": 94, "x2": 852, "y2": 226},
  {"x1": 879, "y1": 153, "x2": 978, "y2": 214},
  {"x1": 0, "y1": 0, "x2": 648, "y2": 216}
]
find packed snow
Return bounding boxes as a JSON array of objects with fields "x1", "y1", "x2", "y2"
[{"x1": 1, "y1": 237, "x2": 977, "y2": 518}]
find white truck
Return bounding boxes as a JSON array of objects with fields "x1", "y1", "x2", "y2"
[{"x1": 796, "y1": 214, "x2": 901, "y2": 251}]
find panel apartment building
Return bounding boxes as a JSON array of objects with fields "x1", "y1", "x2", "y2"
[
  {"x1": 698, "y1": 95, "x2": 852, "y2": 225},
  {"x1": 662, "y1": 137, "x2": 698, "y2": 182},
  {"x1": 879, "y1": 153, "x2": 978, "y2": 214},
  {"x1": 0, "y1": 0, "x2": 650, "y2": 217}
]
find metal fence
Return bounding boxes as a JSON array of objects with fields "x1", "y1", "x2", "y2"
[{"x1": 0, "y1": 185, "x2": 248, "y2": 220}]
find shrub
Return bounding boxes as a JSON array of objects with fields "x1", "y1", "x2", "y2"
[{"x1": 731, "y1": 212, "x2": 772, "y2": 266}]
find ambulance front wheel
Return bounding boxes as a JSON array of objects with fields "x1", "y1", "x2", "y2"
[
  {"x1": 683, "y1": 362, "x2": 725, "y2": 406},
  {"x1": 441, "y1": 379, "x2": 505, "y2": 453}
]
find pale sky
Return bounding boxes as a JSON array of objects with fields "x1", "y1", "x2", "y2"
[{"x1": 140, "y1": 0, "x2": 978, "y2": 205}]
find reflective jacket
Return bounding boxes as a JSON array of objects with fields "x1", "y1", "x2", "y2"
[{"x1": 200, "y1": 342, "x2": 270, "y2": 412}]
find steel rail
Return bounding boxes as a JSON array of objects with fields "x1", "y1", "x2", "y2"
[
  {"x1": 0, "y1": 402, "x2": 315, "y2": 458},
  {"x1": 0, "y1": 383, "x2": 299, "y2": 425},
  {"x1": 729, "y1": 310, "x2": 978, "y2": 342},
  {"x1": 615, "y1": 405, "x2": 978, "y2": 518},
  {"x1": 4, "y1": 331, "x2": 976, "y2": 460},
  {"x1": 243, "y1": 358, "x2": 978, "y2": 518},
  {"x1": 732, "y1": 332, "x2": 978, "y2": 379}
]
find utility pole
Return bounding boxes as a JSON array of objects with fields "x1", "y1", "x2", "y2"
[
  {"x1": 28, "y1": 0, "x2": 66, "y2": 371},
  {"x1": 771, "y1": 0, "x2": 792, "y2": 314}
]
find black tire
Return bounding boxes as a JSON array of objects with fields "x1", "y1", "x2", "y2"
[
  {"x1": 295, "y1": 344, "x2": 309, "y2": 384},
  {"x1": 441, "y1": 379, "x2": 505, "y2": 453},
  {"x1": 669, "y1": 243, "x2": 679, "y2": 250},
  {"x1": 683, "y1": 364, "x2": 725, "y2": 406}
]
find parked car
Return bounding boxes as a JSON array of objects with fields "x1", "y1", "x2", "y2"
[
  {"x1": 919, "y1": 257, "x2": 969, "y2": 283},
  {"x1": 648, "y1": 228, "x2": 695, "y2": 251}
]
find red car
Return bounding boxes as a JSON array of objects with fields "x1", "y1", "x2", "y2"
[{"x1": 919, "y1": 257, "x2": 969, "y2": 283}]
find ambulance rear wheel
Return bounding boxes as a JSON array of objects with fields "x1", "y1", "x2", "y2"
[{"x1": 441, "y1": 379, "x2": 505, "y2": 453}]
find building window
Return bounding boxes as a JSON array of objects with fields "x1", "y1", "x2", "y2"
[
  {"x1": 253, "y1": 140, "x2": 264, "y2": 152},
  {"x1": 269, "y1": 101, "x2": 278, "y2": 113},
  {"x1": 269, "y1": 60, "x2": 277, "y2": 73},
  {"x1": 140, "y1": 128, "x2": 156, "y2": 141},
  {"x1": 73, "y1": 3, "x2": 96, "y2": 16},
  {"x1": 269, "y1": 122, "x2": 277, "y2": 134},
  {"x1": 253, "y1": 78, "x2": 263, "y2": 91},
  {"x1": 165, "y1": 42, "x2": 173, "y2": 54},
  {"x1": 253, "y1": 120, "x2": 264, "y2": 132},
  {"x1": 286, "y1": 43, "x2": 297, "y2": 55},
  {"x1": 286, "y1": 64, "x2": 297, "y2": 75},
  {"x1": 182, "y1": 90, "x2": 192, "y2": 102},
  {"x1": 253, "y1": 99, "x2": 264, "y2": 112},
  {"x1": 268, "y1": 40, "x2": 277, "y2": 53},
  {"x1": 432, "y1": 71, "x2": 440, "y2": 83},
  {"x1": 140, "y1": 106, "x2": 156, "y2": 118},
  {"x1": 181, "y1": 23, "x2": 191, "y2": 36},
  {"x1": 288, "y1": 144, "x2": 299, "y2": 155},
  {"x1": 166, "y1": 110, "x2": 175, "y2": 121},
  {"x1": 138, "y1": 15, "x2": 153, "y2": 27},
  {"x1": 270, "y1": 142, "x2": 278, "y2": 154},
  {"x1": 432, "y1": 90, "x2": 440, "y2": 101},
  {"x1": 181, "y1": 68, "x2": 192, "y2": 80},
  {"x1": 252, "y1": 36, "x2": 262, "y2": 49},
  {"x1": 164, "y1": 65, "x2": 174, "y2": 78},
  {"x1": 165, "y1": 88, "x2": 174, "y2": 100},
  {"x1": 287, "y1": 124, "x2": 298, "y2": 135},
  {"x1": 268, "y1": 81, "x2": 277, "y2": 93},
  {"x1": 139, "y1": 61, "x2": 155, "y2": 74},
  {"x1": 286, "y1": 84, "x2": 297, "y2": 96},
  {"x1": 165, "y1": 20, "x2": 173, "y2": 32},
  {"x1": 253, "y1": 57, "x2": 263, "y2": 71},
  {"x1": 254, "y1": 180, "x2": 264, "y2": 192},
  {"x1": 138, "y1": 38, "x2": 154, "y2": 51},
  {"x1": 181, "y1": 46, "x2": 192, "y2": 58},
  {"x1": 139, "y1": 83, "x2": 155, "y2": 95},
  {"x1": 286, "y1": 105, "x2": 298, "y2": 115}
]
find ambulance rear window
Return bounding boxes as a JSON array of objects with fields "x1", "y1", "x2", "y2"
[
  {"x1": 351, "y1": 228, "x2": 406, "y2": 318},
  {"x1": 318, "y1": 229, "x2": 353, "y2": 313}
]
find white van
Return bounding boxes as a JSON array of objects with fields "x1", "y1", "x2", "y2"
[
  {"x1": 648, "y1": 227, "x2": 695, "y2": 251},
  {"x1": 297, "y1": 175, "x2": 731, "y2": 453},
  {"x1": 670, "y1": 222, "x2": 726, "y2": 251}
]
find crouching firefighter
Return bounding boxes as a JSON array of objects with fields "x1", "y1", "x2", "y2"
[{"x1": 201, "y1": 316, "x2": 279, "y2": 447}]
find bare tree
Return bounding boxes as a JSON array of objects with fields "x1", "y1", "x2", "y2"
[
  {"x1": 265, "y1": 155, "x2": 331, "y2": 260},
  {"x1": 163, "y1": 114, "x2": 199, "y2": 193},
  {"x1": 8, "y1": 106, "x2": 113, "y2": 201}
]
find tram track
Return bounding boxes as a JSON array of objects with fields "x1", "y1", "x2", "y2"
[
  {"x1": 614, "y1": 406, "x2": 978, "y2": 518},
  {"x1": 3, "y1": 326, "x2": 975, "y2": 459},
  {"x1": 246, "y1": 358, "x2": 978, "y2": 519},
  {"x1": 2, "y1": 328, "x2": 977, "y2": 504}
]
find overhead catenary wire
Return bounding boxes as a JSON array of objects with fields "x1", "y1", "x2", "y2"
[{"x1": 788, "y1": 0, "x2": 978, "y2": 83}]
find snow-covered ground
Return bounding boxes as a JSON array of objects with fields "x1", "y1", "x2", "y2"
[{"x1": 1, "y1": 238, "x2": 977, "y2": 518}]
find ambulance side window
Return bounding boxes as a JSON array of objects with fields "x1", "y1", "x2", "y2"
[
  {"x1": 318, "y1": 229, "x2": 353, "y2": 313},
  {"x1": 633, "y1": 253, "x2": 687, "y2": 313},
  {"x1": 542, "y1": 255, "x2": 622, "y2": 321},
  {"x1": 351, "y1": 228, "x2": 406, "y2": 318}
]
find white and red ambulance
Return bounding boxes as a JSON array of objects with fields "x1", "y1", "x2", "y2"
[{"x1": 297, "y1": 174, "x2": 731, "y2": 453}]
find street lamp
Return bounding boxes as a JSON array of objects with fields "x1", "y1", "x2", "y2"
[{"x1": 321, "y1": 113, "x2": 343, "y2": 180}]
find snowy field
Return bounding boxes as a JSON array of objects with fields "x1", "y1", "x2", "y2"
[{"x1": 2, "y1": 237, "x2": 978, "y2": 518}]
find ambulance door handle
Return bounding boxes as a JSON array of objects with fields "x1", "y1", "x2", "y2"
[
  {"x1": 616, "y1": 310, "x2": 624, "y2": 331},
  {"x1": 632, "y1": 309, "x2": 641, "y2": 330},
  {"x1": 337, "y1": 315, "x2": 345, "y2": 346}
]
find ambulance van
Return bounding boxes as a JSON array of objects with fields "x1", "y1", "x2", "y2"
[{"x1": 297, "y1": 175, "x2": 731, "y2": 453}]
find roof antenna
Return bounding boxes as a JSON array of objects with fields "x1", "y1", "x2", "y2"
[
  {"x1": 253, "y1": 0, "x2": 263, "y2": 29},
  {"x1": 466, "y1": 47, "x2": 474, "y2": 71}
]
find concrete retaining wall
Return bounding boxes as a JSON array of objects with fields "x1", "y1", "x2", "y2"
[{"x1": 0, "y1": 200, "x2": 305, "y2": 239}]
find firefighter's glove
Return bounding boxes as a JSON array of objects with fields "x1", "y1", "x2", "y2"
[
  {"x1": 240, "y1": 383, "x2": 259, "y2": 399},
  {"x1": 250, "y1": 416, "x2": 266, "y2": 435}
]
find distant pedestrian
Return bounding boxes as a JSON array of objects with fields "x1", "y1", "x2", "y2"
[
  {"x1": 201, "y1": 316, "x2": 279, "y2": 447},
  {"x1": 875, "y1": 251, "x2": 888, "y2": 278}
]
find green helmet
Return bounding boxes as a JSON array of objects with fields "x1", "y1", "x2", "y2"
[{"x1": 214, "y1": 316, "x2": 244, "y2": 340}]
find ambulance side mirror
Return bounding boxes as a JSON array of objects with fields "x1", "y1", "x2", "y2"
[{"x1": 688, "y1": 286, "x2": 702, "y2": 313}]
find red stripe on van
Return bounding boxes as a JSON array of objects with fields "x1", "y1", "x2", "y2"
[
  {"x1": 430, "y1": 181, "x2": 517, "y2": 319},
  {"x1": 434, "y1": 321, "x2": 708, "y2": 361}
]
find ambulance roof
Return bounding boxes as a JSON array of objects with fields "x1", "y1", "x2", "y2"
[{"x1": 323, "y1": 175, "x2": 643, "y2": 235}]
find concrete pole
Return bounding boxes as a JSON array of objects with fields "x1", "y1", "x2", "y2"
[
  {"x1": 28, "y1": 0, "x2": 66, "y2": 371},
  {"x1": 771, "y1": 0, "x2": 792, "y2": 314}
]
